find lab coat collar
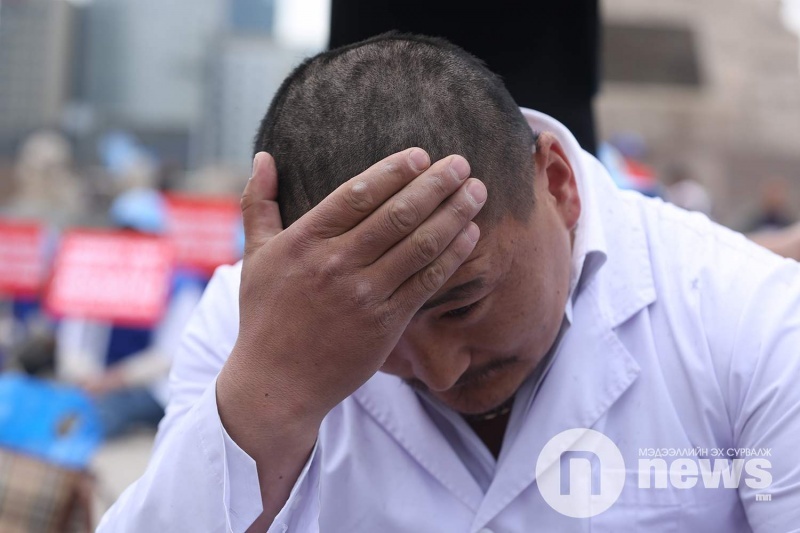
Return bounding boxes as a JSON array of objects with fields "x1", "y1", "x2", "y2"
[
  {"x1": 518, "y1": 108, "x2": 610, "y2": 325},
  {"x1": 353, "y1": 110, "x2": 656, "y2": 523},
  {"x1": 520, "y1": 107, "x2": 656, "y2": 328}
]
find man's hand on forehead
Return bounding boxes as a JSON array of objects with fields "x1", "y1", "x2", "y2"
[
  {"x1": 226, "y1": 146, "x2": 488, "y2": 417},
  {"x1": 217, "y1": 146, "x2": 486, "y2": 528},
  {"x1": 295, "y1": 148, "x2": 488, "y2": 309}
]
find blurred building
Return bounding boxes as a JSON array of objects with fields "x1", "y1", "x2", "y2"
[
  {"x1": 598, "y1": 0, "x2": 800, "y2": 227},
  {"x1": 191, "y1": 0, "x2": 319, "y2": 173},
  {"x1": 0, "y1": 0, "x2": 75, "y2": 153},
  {"x1": 191, "y1": 36, "x2": 299, "y2": 173},
  {"x1": 77, "y1": 0, "x2": 230, "y2": 166},
  {"x1": 230, "y1": 0, "x2": 276, "y2": 35},
  {"x1": 82, "y1": 0, "x2": 225, "y2": 128}
]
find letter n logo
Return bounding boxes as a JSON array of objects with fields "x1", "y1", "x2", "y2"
[{"x1": 536, "y1": 429, "x2": 626, "y2": 518}]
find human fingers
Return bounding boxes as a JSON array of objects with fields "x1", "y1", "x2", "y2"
[
  {"x1": 388, "y1": 220, "x2": 481, "y2": 313},
  {"x1": 371, "y1": 178, "x2": 486, "y2": 290},
  {"x1": 295, "y1": 148, "x2": 431, "y2": 240},
  {"x1": 346, "y1": 154, "x2": 472, "y2": 263},
  {"x1": 241, "y1": 152, "x2": 284, "y2": 257}
]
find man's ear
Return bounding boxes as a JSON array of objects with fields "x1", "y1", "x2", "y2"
[{"x1": 534, "y1": 132, "x2": 581, "y2": 231}]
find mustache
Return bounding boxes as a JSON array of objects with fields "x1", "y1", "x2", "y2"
[{"x1": 402, "y1": 355, "x2": 520, "y2": 393}]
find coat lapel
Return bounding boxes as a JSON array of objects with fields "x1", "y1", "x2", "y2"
[
  {"x1": 352, "y1": 374, "x2": 484, "y2": 513},
  {"x1": 471, "y1": 287, "x2": 643, "y2": 528}
]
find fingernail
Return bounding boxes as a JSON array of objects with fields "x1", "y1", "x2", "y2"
[
  {"x1": 409, "y1": 149, "x2": 429, "y2": 172},
  {"x1": 467, "y1": 180, "x2": 487, "y2": 204},
  {"x1": 465, "y1": 222, "x2": 480, "y2": 243},
  {"x1": 449, "y1": 156, "x2": 470, "y2": 181},
  {"x1": 250, "y1": 154, "x2": 260, "y2": 180}
]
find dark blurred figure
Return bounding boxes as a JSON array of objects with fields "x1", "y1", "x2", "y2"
[
  {"x1": 329, "y1": 0, "x2": 599, "y2": 154},
  {"x1": 746, "y1": 177, "x2": 796, "y2": 232}
]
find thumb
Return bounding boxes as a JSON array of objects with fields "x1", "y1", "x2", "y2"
[{"x1": 241, "y1": 151, "x2": 283, "y2": 257}]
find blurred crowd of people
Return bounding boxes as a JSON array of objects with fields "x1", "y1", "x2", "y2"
[{"x1": 0, "y1": 129, "x2": 245, "y2": 445}]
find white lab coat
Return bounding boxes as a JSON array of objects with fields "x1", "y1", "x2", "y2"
[{"x1": 98, "y1": 110, "x2": 800, "y2": 533}]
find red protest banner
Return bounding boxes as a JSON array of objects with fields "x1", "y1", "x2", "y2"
[
  {"x1": 45, "y1": 230, "x2": 174, "y2": 327},
  {"x1": 0, "y1": 219, "x2": 48, "y2": 299},
  {"x1": 164, "y1": 193, "x2": 241, "y2": 276}
]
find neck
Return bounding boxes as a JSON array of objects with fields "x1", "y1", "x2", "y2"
[{"x1": 462, "y1": 396, "x2": 515, "y2": 459}]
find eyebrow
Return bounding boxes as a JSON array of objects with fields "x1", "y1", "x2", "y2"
[{"x1": 419, "y1": 277, "x2": 486, "y2": 311}]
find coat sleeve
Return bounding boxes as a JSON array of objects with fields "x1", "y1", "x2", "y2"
[
  {"x1": 96, "y1": 262, "x2": 322, "y2": 532},
  {"x1": 726, "y1": 258, "x2": 800, "y2": 533}
]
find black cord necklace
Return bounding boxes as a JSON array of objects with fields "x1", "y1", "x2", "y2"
[{"x1": 462, "y1": 396, "x2": 515, "y2": 423}]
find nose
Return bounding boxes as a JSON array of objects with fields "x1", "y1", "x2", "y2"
[{"x1": 390, "y1": 333, "x2": 470, "y2": 392}]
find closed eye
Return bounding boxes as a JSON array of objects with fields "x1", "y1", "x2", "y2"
[{"x1": 440, "y1": 300, "x2": 482, "y2": 320}]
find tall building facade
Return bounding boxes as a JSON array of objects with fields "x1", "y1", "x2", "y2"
[
  {"x1": 82, "y1": 0, "x2": 227, "y2": 130},
  {"x1": 0, "y1": 0, "x2": 75, "y2": 150}
]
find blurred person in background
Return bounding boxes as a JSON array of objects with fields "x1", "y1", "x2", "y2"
[
  {"x1": 662, "y1": 164, "x2": 714, "y2": 218},
  {"x1": 601, "y1": 145, "x2": 800, "y2": 261},
  {"x1": 56, "y1": 188, "x2": 204, "y2": 439},
  {"x1": 0, "y1": 132, "x2": 82, "y2": 365},
  {"x1": 598, "y1": 137, "x2": 663, "y2": 198},
  {"x1": 1, "y1": 131, "x2": 87, "y2": 227},
  {"x1": 746, "y1": 176, "x2": 797, "y2": 233},
  {"x1": 747, "y1": 180, "x2": 800, "y2": 259}
]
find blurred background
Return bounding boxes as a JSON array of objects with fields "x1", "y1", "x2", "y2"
[{"x1": 0, "y1": 0, "x2": 798, "y2": 530}]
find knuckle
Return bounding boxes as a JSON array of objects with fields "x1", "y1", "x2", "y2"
[
  {"x1": 240, "y1": 191, "x2": 254, "y2": 213},
  {"x1": 373, "y1": 302, "x2": 399, "y2": 333},
  {"x1": 352, "y1": 279, "x2": 377, "y2": 308},
  {"x1": 344, "y1": 180, "x2": 373, "y2": 213},
  {"x1": 427, "y1": 174, "x2": 448, "y2": 197},
  {"x1": 355, "y1": 228, "x2": 381, "y2": 251},
  {"x1": 420, "y1": 261, "x2": 447, "y2": 294},
  {"x1": 382, "y1": 160, "x2": 401, "y2": 177},
  {"x1": 412, "y1": 231, "x2": 441, "y2": 263},
  {"x1": 387, "y1": 199, "x2": 419, "y2": 233},
  {"x1": 321, "y1": 252, "x2": 347, "y2": 278},
  {"x1": 449, "y1": 197, "x2": 473, "y2": 222}
]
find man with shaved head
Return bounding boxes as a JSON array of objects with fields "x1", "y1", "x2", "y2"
[{"x1": 100, "y1": 34, "x2": 800, "y2": 532}]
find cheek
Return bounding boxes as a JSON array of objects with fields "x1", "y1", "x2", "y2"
[
  {"x1": 484, "y1": 269, "x2": 568, "y2": 357},
  {"x1": 470, "y1": 302, "x2": 545, "y2": 356}
]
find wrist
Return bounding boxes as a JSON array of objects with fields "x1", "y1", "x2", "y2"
[{"x1": 216, "y1": 346, "x2": 324, "y2": 449}]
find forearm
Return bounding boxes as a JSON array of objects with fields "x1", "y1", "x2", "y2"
[{"x1": 216, "y1": 348, "x2": 322, "y2": 528}]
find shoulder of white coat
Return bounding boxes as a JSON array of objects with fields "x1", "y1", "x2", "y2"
[
  {"x1": 622, "y1": 189, "x2": 785, "y2": 296},
  {"x1": 199, "y1": 260, "x2": 242, "y2": 350},
  {"x1": 625, "y1": 191, "x2": 798, "y2": 379}
]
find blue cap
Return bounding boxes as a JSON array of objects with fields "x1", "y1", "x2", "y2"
[{"x1": 109, "y1": 188, "x2": 166, "y2": 234}]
